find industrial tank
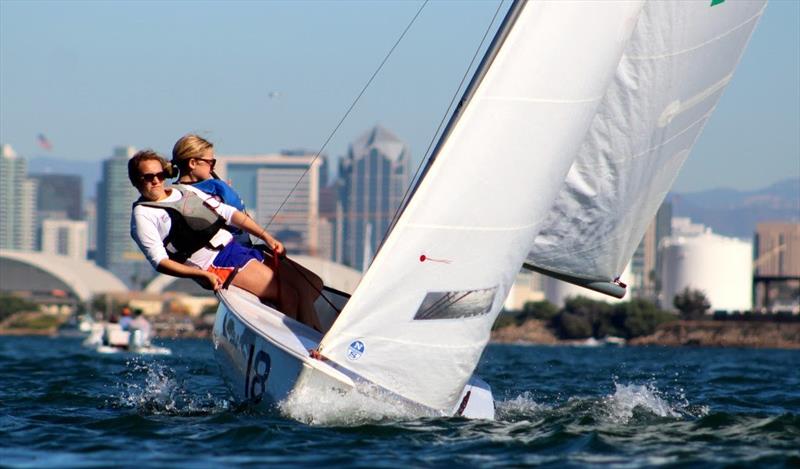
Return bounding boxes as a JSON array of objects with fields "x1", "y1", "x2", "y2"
[{"x1": 661, "y1": 232, "x2": 752, "y2": 312}]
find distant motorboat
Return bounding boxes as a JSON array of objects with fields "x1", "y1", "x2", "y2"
[{"x1": 83, "y1": 322, "x2": 171, "y2": 356}]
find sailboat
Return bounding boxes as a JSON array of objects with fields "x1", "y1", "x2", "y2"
[{"x1": 212, "y1": 0, "x2": 766, "y2": 419}]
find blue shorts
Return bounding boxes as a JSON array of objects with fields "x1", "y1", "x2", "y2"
[{"x1": 208, "y1": 242, "x2": 265, "y2": 283}]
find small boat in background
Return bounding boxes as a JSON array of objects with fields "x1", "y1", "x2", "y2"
[{"x1": 83, "y1": 322, "x2": 171, "y2": 356}]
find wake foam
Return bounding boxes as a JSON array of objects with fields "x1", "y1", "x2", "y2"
[
  {"x1": 494, "y1": 382, "x2": 708, "y2": 424},
  {"x1": 279, "y1": 381, "x2": 438, "y2": 426},
  {"x1": 495, "y1": 391, "x2": 548, "y2": 420},
  {"x1": 601, "y1": 382, "x2": 681, "y2": 422},
  {"x1": 113, "y1": 358, "x2": 228, "y2": 415}
]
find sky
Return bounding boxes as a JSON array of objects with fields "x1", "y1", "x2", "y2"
[{"x1": 1, "y1": 0, "x2": 798, "y2": 193}]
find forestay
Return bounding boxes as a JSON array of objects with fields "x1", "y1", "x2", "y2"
[
  {"x1": 318, "y1": 1, "x2": 645, "y2": 412},
  {"x1": 526, "y1": 0, "x2": 767, "y2": 294}
]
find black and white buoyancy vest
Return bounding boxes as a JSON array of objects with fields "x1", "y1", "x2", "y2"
[{"x1": 134, "y1": 185, "x2": 229, "y2": 263}]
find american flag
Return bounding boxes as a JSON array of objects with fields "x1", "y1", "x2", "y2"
[{"x1": 37, "y1": 133, "x2": 52, "y2": 151}]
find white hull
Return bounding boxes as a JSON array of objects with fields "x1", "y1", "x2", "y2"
[
  {"x1": 83, "y1": 323, "x2": 169, "y2": 355},
  {"x1": 212, "y1": 287, "x2": 494, "y2": 419}
]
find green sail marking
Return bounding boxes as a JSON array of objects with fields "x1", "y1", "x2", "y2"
[{"x1": 711, "y1": 0, "x2": 725, "y2": 6}]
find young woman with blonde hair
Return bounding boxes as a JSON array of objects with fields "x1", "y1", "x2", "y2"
[{"x1": 128, "y1": 149, "x2": 321, "y2": 330}]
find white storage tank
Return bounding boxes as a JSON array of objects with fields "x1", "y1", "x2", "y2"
[{"x1": 661, "y1": 231, "x2": 752, "y2": 312}]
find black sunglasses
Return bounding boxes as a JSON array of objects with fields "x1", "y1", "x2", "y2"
[
  {"x1": 139, "y1": 171, "x2": 168, "y2": 183},
  {"x1": 192, "y1": 157, "x2": 217, "y2": 169}
]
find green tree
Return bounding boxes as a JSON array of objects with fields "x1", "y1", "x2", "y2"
[
  {"x1": 612, "y1": 298, "x2": 675, "y2": 338},
  {"x1": 0, "y1": 294, "x2": 38, "y2": 322},
  {"x1": 520, "y1": 300, "x2": 559, "y2": 322},
  {"x1": 556, "y1": 312, "x2": 593, "y2": 339},
  {"x1": 673, "y1": 287, "x2": 711, "y2": 319},
  {"x1": 562, "y1": 296, "x2": 614, "y2": 338}
]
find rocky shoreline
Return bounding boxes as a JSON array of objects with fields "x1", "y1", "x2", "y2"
[
  {"x1": 4, "y1": 316, "x2": 800, "y2": 349},
  {"x1": 491, "y1": 319, "x2": 800, "y2": 349}
]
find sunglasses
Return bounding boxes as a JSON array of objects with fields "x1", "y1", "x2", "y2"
[
  {"x1": 139, "y1": 171, "x2": 168, "y2": 183},
  {"x1": 192, "y1": 158, "x2": 217, "y2": 169}
]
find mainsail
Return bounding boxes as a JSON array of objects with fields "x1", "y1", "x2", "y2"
[
  {"x1": 526, "y1": 0, "x2": 767, "y2": 296},
  {"x1": 318, "y1": 1, "x2": 645, "y2": 411}
]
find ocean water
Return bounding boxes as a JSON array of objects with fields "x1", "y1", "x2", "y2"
[{"x1": 1, "y1": 336, "x2": 798, "y2": 468}]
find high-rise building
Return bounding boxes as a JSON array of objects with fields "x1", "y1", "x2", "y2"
[
  {"x1": 29, "y1": 173, "x2": 82, "y2": 220},
  {"x1": 96, "y1": 146, "x2": 152, "y2": 289},
  {"x1": 41, "y1": 219, "x2": 88, "y2": 260},
  {"x1": 215, "y1": 151, "x2": 323, "y2": 256},
  {"x1": 339, "y1": 126, "x2": 410, "y2": 270},
  {"x1": 755, "y1": 222, "x2": 800, "y2": 277},
  {"x1": 754, "y1": 222, "x2": 800, "y2": 311},
  {"x1": 0, "y1": 144, "x2": 37, "y2": 251},
  {"x1": 29, "y1": 173, "x2": 83, "y2": 250},
  {"x1": 630, "y1": 201, "x2": 672, "y2": 299},
  {"x1": 84, "y1": 198, "x2": 97, "y2": 260}
]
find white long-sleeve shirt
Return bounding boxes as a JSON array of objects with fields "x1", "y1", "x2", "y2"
[{"x1": 131, "y1": 185, "x2": 238, "y2": 270}]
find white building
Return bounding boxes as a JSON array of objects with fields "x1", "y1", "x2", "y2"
[
  {"x1": 661, "y1": 220, "x2": 752, "y2": 312},
  {"x1": 503, "y1": 270, "x2": 545, "y2": 311},
  {"x1": 215, "y1": 152, "x2": 322, "y2": 256},
  {"x1": 41, "y1": 219, "x2": 88, "y2": 260}
]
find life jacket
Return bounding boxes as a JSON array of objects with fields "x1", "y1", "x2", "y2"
[{"x1": 134, "y1": 185, "x2": 229, "y2": 263}]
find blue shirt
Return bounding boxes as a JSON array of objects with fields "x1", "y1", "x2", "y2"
[
  {"x1": 190, "y1": 179, "x2": 252, "y2": 245},
  {"x1": 191, "y1": 179, "x2": 246, "y2": 211}
]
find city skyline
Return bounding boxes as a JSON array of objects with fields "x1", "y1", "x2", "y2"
[{"x1": 1, "y1": 0, "x2": 798, "y2": 194}]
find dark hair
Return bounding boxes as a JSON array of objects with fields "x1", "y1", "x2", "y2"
[{"x1": 127, "y1": 150, "x2": 173, "y2": 187}]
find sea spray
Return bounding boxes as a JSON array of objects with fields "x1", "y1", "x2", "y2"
[
  {"x1": 279, "y1": 381, "x2": 437, "y2": 426},
  {"x1": 495, "y1": 391, "x2": 548, "y2": 421},
  {"x1": 112, "y1": 358, "x2": 229, "y2": 416}
]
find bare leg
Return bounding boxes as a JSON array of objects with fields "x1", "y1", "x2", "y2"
[
  {"x1": 281, "y1": 259, "x2": 323, "y2": 331},
  {"x1": 231, "y1": 260, "x2": 299, "y2": 319}
]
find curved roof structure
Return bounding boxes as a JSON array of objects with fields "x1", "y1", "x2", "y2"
[
  {"x1": 144, "y1": 255, "x2": 362, "y2": 295},
  {"x1": 0, "y1": 249, "x2": 128, "y2": 301}
]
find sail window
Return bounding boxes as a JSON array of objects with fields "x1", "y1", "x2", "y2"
[{"x1": 413, "y1": 287, "x2": 497, "y2": 320}]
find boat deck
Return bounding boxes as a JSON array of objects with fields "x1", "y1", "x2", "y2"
[{"x1": 217, "y1": 286, "x2": 323, "y2": 360}]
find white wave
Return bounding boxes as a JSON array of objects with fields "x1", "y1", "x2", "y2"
[
  {"x1": 115, "y1": 359, "x2": 228, "y2": 415},
  {"x1": 495, "y1": 391, "x2": 547, "y2": 420},
  {"x1": 602, "y1": 382, "x2": 681, "y2": 423},
  {"x1": 279, "y1": 381, "x2": 437, "y2": 426}
]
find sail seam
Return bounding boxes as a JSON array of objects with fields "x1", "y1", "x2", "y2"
[
  {"x1": 624, "y1": 5, "x2": 765, "y2": 61},
  {"x1": 406, "y1": 221, "x2": 539, "y2": 232},
  {"x1": 481, "y1": 95, "x2": 603, "y2": 104},
  {"x1": 583, "y1": 107, "x2": 714, "y2": 165}
]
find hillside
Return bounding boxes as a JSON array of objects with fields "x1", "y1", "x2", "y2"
[{"x1": 669, "y1": 178, "x2": 800, "y2": 239}]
